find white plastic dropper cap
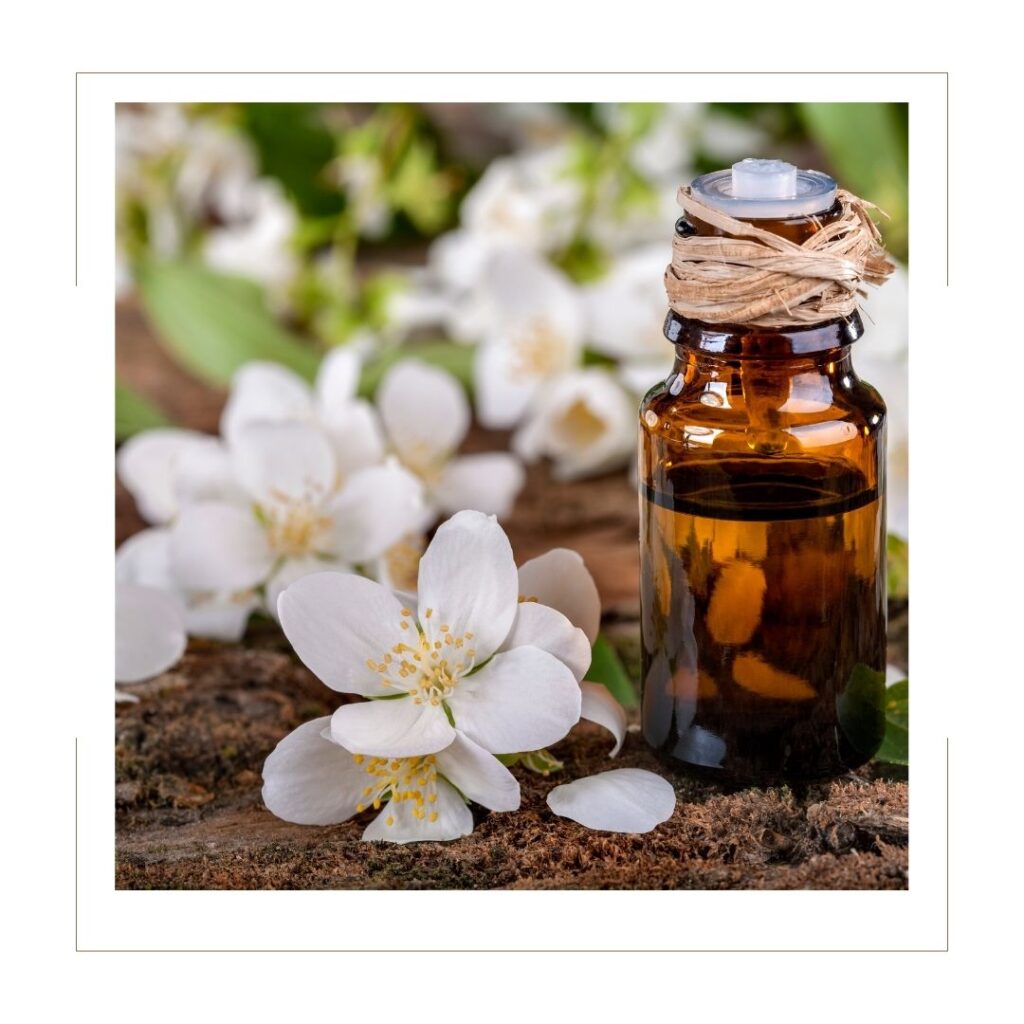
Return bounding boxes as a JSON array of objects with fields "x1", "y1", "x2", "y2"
[{"x1": 731, "y1": 159, "x2": 798, "y2": 200}]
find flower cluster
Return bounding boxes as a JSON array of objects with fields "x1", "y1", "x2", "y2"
[
  {"x1": 263, "y1": 510, "x2": 671, "y2": 843},
  {"x1": 116, "y1": 348, "x2": 524, "y2": 641}
]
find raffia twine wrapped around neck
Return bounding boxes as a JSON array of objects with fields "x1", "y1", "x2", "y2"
[{"x1": 664, "y1": 186, "x2": 895, "y2": 328}]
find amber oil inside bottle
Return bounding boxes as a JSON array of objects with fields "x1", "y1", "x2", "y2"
[{"x1": 639, "y1": 199, "x2": 887, "y2": 782}]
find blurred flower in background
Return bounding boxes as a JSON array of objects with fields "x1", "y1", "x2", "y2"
[{"x1": 116, "y1": 101, "x2": 908, "y2": 550}]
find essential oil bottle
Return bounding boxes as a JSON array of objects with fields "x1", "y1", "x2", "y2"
[{"x1": 639, "y1": 160, "x2": 890, "y2": 782}]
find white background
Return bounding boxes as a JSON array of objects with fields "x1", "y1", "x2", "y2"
[{"x1": 2, "y1": 0, "x2": 1018, "y2": 1017}]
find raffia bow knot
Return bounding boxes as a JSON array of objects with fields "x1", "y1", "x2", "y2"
[{"x1": 664, "y1": 186, "x2": 895, "y2": 328}]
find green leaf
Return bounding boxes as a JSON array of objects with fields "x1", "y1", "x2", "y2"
[
  {"x1": 115, "y1": 381, "x2": 171, "y2": 441},
  {"x1": 357, "y1": 340, "x2": 476, "y2": 398},
  {"x1": 836, "y1": 662, "x2": 887, "y2": 760},
  {"x1": 137, "y1": 260, "x2": 320, "y2": 386},
  {"x1": 239, "y1": 103, "x2": 342, "y2": 218},
  {"x1": 585, "y1": 633, "x2": 638, "y2": 708},
  {"x1": 887, "y1": 533, "x2": 909, "y2": 599},
  {"x1": 875, "y1": 679, "x2": 909, "y2": 765},
  {"x1": 797, "y1": 103, "x2": 908, "y2": 261},
  {"x1": 520, "y1": 749, "x2": 565, "y2": 776}
]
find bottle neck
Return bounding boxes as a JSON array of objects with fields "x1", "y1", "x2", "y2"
[{"x1": 665, "y1": 310, "x2": 864, "y2": 363}]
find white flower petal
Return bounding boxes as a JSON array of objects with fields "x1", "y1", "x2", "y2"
[
  {"x1": 517, "y1": 548, "x2": 601, "y2": 644},
  {"x1": 265, "y1": 556, "x2": 353, "y2": 623},
  {"x1": 331, "y1": 698, "x2": 456, "y2": 758},
  {"x1": 546, "y1": 768, "x2": 676, "y2": 833},
  {"x1": 512, "y1": 369, "x2": 635, "y2": 481},
  {"x1": 473, "y1": 337, "x2": 544, "y2": 429},
  {"x1": 261, "y1": 717, "x2": 365, "y2": 826},
  {"x1": 116, "y1": 428, "x2": 216, "y2": 524},
  {"x1": 230, "y1": 421, "x2": 337, "y2": 508},
  {"x1": 416, "y1": 510, "x2": 519, "y2": 662},
  {"x1": 435, "y1": 732, "x2": 520, "y2": 812},
  {"x1": 499, "y1": 602, "x2": 591, "y2": 682},
  {"x1": 579, "y1": 681, "x2": 628, "y2": 757},
  {"x1": 315, "y1": 344, "x2": 361, "y2": 411},
  {"x1": 321, "y1": 399, "x2": 387, "y2": 479},
  {"x1": 220, "y1": 361, "x2": 313, "y2": 444},
  {"x1": 361, "y1": 778, "x2": 472, "y2": 844},
  {"x1": 447, "y1": 646, "x2": 582, "y2": 755},
  {"x1": 328, "y1": 461, "x2": 427, "y2": 564},
  {"x1": 378, "y1": 359, "x2": 470, "y2": 470},
  {"x1": 434, "y1": 453, "x2": 525, "y2": 519},
  {"x1": 184, "y1": 594, "x2": 259, "y2": 642},
  {"x1": 115, "y1": 582, "x2": 187, "y2": 683},
  {"x1": 173, "y1": 436, "x2": 242, "y2": 508},
  {"x1": 115, "y1": 689, "x2": 140, "y2": 703},
  {"x1": 115, "y1": 527, "x2": 175, "y2": 590},
  {"x1": 276, "y1": 571, "x2": 409, "y2": 696},
  {"x1": 170, "y1": 501, "x2": 273, "y2": 592}
]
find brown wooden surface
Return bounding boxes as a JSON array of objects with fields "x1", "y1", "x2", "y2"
[{"x1": 115, "y1": 298, "x2": 908, "y2": 890}]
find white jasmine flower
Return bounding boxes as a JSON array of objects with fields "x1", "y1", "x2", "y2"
[
  {"x1": 262, "y1": 717, "x2": 520, "y2": 843},
  {"x1": 115, "y1": 581, "x2": 187, "y2": 701},
  {"x1": 220, "y1": 343, "x2": 386, "y2": 479},
  {"x1": 472, "y1": 250, "x2": 586, "y2": 428},
  {"x1": 517, "y1": 548, "x2": 626, "y2": 757},
  {"x1": 546, "y1": 768, "x2": 676, "y2": 833},
  {"x1": 513, "y1": 368, "x2": 636, "y2": 481},
  {"x1": 377, "y1": 359, "x2": 525, "y2": 520},
  {"x1": 431, "y1": 148, "x2": 580, "y2": 294},
  {"x1": 583, "y1": 243, "x2": 675, "y2": 396},
  {"x1": 202, "y1": 179, "x2": 299, "y2": 296},
  {"x1": 116, "y1": 428, "x2": 239, "y2": 526},
  {"x1": 171, "y1": 420, "x2": 425, "y2": 622},
  {"x1": 116, "y1": 527, "x2": 259, "y2": 642},
  {"x1": 277, "y1": 510, "x2": 582, "y2": 760}
]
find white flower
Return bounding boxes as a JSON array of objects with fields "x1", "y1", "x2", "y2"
[
  {"x1": 171, "y1": 420, "x2": 425, "y2": 623},
  {"x1": 116, "y1": 428, "x2": 239, "y2": 526},
  {"x1": 583, "y1": 243, "x2": 675, "y2": 395},
  {"x1": 115, "y1": 581, "x2": 187, "y2": 701},
  {"x1": 431, "y1": 148, "x2": 580, "y2": 295},
  {"x1": 857, "y1": 265, "x2": 908, "y2": 539},
  {"x1": 517, "y1": 548, "x2": 626, "y2": 757},
  {"x1": 202, "y1": 179, "x2": 299, "y2": 296},
  {"x1": 277, "y1": 510, "x2": 583, "y2": 760},
  {"x1": 220, "y1": 343, "x2": 386, "y2": 480},
  {"x1": 546, "y1": 768, "x2": 676, "y2": 834},
  {"x1": 472, "y1": 250, "x2": 586, "y2": 428},
  {"x1": 262, "y1": 717, "x2": 520, "y2": 843},
  {"x1": 116, "y1": 527, "x2": 259, "y2": 642},
  {"x1": 377, "y1": 359, "x2": 525, "y2": 520},
  {"x1": 513, "y1": 368, "x2": 636, "y2": 481}
]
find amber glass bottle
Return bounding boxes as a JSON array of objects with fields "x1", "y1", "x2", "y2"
[{"x1": 639, "y1": 162, "x2": 888, "y2": 782}]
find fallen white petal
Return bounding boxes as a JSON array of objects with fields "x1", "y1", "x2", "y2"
[
  {"x1": 262, "y1": 717, "x2": 366, "y2": 826},
  {"x1": 579, "y1": 681, "x2": 628, "y2": 757},
  {"x1": 546, "y1": 768, "x2": 676, "y2": 833}
]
